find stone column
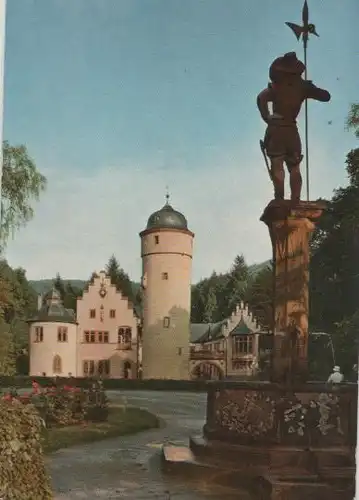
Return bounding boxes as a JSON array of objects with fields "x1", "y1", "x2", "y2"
[{"x1": 260, "y1": 200, "x2": 325, "y2": 382}]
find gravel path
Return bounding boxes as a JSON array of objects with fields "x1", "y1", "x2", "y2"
[{"x1": 47, "y1": 390, "x2": 250, "y2": 499}]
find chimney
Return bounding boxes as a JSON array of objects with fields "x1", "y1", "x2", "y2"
[{"x1": 37, "y1": 294, "x2": 43, "y2": 311}]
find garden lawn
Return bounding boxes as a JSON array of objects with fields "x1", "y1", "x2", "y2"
[{"x1": 43, "y1": 405, "x2": 160, "y2": 453}]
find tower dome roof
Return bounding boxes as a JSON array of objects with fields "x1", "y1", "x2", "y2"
[
  {"x1": 146, "y1": 198, "x2": 188, "y2": 231},
  {"x1": 27, "y1": 287, "x2": 76, "y2": 324}
]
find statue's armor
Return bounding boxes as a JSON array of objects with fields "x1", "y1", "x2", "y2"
[{"x1": 257, "y1": 52, "x2": 331, "y2": 200}]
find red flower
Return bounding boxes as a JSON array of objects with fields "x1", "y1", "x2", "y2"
[{"x1": 32, "y1": 381, "x2": 40, "y2": 394}]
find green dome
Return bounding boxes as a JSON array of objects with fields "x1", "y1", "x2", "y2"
[{"x1": 146, "y1": 202, "x2": 188, "y2": 230}]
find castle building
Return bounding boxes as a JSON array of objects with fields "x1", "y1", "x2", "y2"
[
  {"x1": 76, "y1": 271, "x2": 140, "y2": 378},
  {"x1": 28, "y1": 272, "x2": 140, "y2": 378},
  {"x1": 28, "y1": 198, "x2": 263, "y2": 381},
  {"x1": 28, "y1": 289, "x2": 77, "y2": 377},
  {"x1": 189, "y1": 301, "x2": 261, "y2": 380},
  {"x1": 140, "y1": 196, "x2": 194, "y2": 379}
]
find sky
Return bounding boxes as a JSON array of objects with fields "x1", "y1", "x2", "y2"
[{"x1": 2, "y1": 0, "x2": 358, "y2": 283}]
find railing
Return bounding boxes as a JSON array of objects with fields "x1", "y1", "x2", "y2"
[
  {"x1": 231, "y1": 353, "x2": 254, "y2": 360},
  {"x1": 190, "y1": 349, "x2": 225, "y2": 360},
  {"x1": 117, "y1": 342, "x2": 132, "y2": 350}
]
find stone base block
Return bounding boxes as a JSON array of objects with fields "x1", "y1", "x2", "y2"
[{"x1": 254, "y1": 474, "x2": 355, "y2": 500}]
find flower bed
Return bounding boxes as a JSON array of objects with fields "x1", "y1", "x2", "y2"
[{"x1": 1, "y1": 379, "x2": 109, "y2": 428}]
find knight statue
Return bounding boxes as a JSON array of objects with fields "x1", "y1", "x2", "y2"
[{"x1": 257, "y1": 52, "x2": 330, "y2": 202}]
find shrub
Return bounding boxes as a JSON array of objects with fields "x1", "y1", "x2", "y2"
[
  {"x1": 0, "y1": 400, "x2": 52, "y2": 499},
  {"x1": 1, "y1": 379, "x2": 109, "y2": 428}
]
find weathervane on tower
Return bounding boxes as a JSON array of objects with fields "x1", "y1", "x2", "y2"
[{"x1": 165, "y1": 185, "x2": 170, "y2": 205}]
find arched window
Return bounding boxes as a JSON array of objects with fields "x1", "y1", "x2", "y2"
[{"x1": 53, "y1": 355, "x2": 62, "y2": 374}]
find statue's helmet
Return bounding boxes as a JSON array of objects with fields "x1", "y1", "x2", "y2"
[{"x1": 269, "y1": 52, "x2": 305, "y2": 81}]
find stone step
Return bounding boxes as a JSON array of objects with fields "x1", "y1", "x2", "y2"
[
  {"x1": 256, "y1": 475, "x2": 354, "y2": 500},
  {"x1": 161, "y1": 445, "x2": 217, "y2": 477}
]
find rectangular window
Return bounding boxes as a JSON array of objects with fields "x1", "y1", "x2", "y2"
[
  {"x1": 35, "y1": 326, "x2": 44, "y2": 342},
  {"x1": 98, "y1": 331, "x2": 103, "y2": 343},
  {"x1": 162, "y1": 272, "x2": 168, "y2": 280},
  {"x1": 83, "y1": 360, "x2": 95, "y2": 375},
  {"x1": 233, "y1": 335, "x2": 254, "y2": 355},
  {"x1": 110, "y1": 309, "x2": 116, "y2": 318},
  {"x1": 84, "y1": 330, "x2": 90, "y2": 343},
  {"x1": 90, "y1": 309, "x2": 96, "y2": 318},
  {"x1": 154, "y1": 235, "x2": 159, "y2": 244},
  {"x1": 98, "y1": 360, "x2": 104, "y2": 375},
  {"x1": 163, "y1": 316, "x2": 170, "y2": 328},
  {"x1": 178, "y1": 347, "x2": 182, "y2": 355},
  {"x1": 104, "y1": 331, "x2": 109, "y2": 343},
  {"x1": 97, "y1": 359, "x2": 110, "y2": 376},
  {"x1": 89, "y1": 360, "x2": 95, "y2": 375},
  {"x1": 57, "y1": 326, "x2": 68, "y2": 342},
  {"x1": 90, "y1": 331, "x2": 96, "y2": 343}
]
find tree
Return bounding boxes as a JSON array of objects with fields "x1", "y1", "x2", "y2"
[
  {"x1": 203, "y1": 287, "x2": 217, "y2": 323},
  {"x1": 63, "y1": 281, "x2": 82, "y2": 312},
  {"x1": 105, "y1": 255, "x2": 134, "y2": 302},
  {"x1": 224, "y1": 254, "x2": 249, "y2": 316},
  {"x1": 310, "y1": 148, "x2": 359, "y2": 332},
  {"x1": 1, "y1": 141, "x2": 47, "y2": 247},
  {"x1": 53, "y1": 273, "x2": 65, "y2": 300},
  {"x1": 0, "y1": 260, "x2": 37, "y2": 374},
  {"x1": 245, "y1": 263, "x2": 273, "y2": 330},
  {"x1": 346, "y1": 103, "x2": 359, "y2": 139}
]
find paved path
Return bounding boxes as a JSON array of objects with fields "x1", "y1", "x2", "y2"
[{"x1": 47, "y1": 390, "x2": 250, "y2": 499}]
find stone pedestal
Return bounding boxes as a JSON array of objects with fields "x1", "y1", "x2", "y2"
[
  {"x1": 260, "y1": 200, "x2": 326, "y2": 382},
  {"x1": 162, "y1": 381, "x2": 357, "y2": 499}
]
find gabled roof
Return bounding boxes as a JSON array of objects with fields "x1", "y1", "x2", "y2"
[
  {"x1": 190, "y1": 321, "x2": 225, "y2": 343},
  {"x1": 229, "y1": 317, "x2": 254, "y2": 336}
]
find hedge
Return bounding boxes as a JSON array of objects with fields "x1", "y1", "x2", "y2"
[
  {"x1": 0, "y1": 376, "x2": 209, "y2": 392},
  {"x1": 0, "y1": 400, "x2": 52, "y2": 499}
]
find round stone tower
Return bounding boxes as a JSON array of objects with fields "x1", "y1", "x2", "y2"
[{"x1": 140, "y1": 195, "x2": 194, "y2": 380}]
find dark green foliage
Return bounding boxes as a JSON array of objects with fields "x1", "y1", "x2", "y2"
[
  {"x1": 0, "y1": 400, "x2": 53, "y2": 499},
  {"x1": 190, "y1": 255, "x2": 272, "y2": 325},
  {"x1": 52, "y1": 274, "x2": 83, "y2": 312},
  {"x1": 105, "y1": 254, "x2": 134, "y2": 302},
  {"x1": 346, "y1": 102, "x2": 359, "y2": 139},
  {"x1": 244, "y1": 263, "x2": 273, "y2": 330},
  {"x1": 0, "y1": 260, "x2": 37, "y2": 374},
  {"x1": 1, "y1": 141, "x2": 47, "y2": 247},
  {"x1": 29, "y1": 279, "x2": 86, "y2": 295},
  {"x1": 310, "y1": 131, "x2": 359, "y2": 374}
]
